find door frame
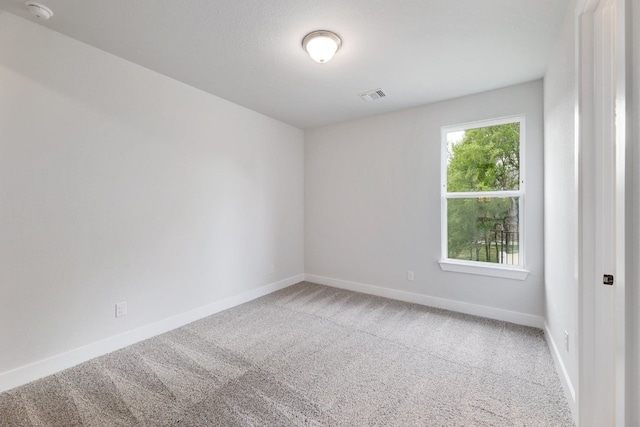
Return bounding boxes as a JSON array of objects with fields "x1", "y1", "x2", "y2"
[{"x1": 575, "y1": 0, "x2": 627, "y2": 425}]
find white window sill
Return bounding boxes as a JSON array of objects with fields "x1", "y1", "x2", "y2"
[{"x1": 438, "y1": 259, "x2": 529, "y2": 280}]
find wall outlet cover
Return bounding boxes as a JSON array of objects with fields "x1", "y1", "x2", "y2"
[{"x1": 116, "y1": 302, "x2": 127, "y2": 318}]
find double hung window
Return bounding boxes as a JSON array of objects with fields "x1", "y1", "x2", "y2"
[{"x1": 439, "y1": 116, "x2": 527, "y2": 279}]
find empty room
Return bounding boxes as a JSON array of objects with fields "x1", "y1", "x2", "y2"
[{"x1": 0, "y1": 0, "x2": 638, "y2": 426}]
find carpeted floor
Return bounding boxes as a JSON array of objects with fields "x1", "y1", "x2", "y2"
[{"x1": 0, "y1": 282, "x2": 574, "y2": 426}]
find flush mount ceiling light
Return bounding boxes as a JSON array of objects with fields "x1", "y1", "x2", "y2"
[{"x1": 302, "y1": 30, "x2": 342, "y2": 64}]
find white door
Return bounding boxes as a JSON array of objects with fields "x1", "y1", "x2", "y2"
[
  {"x1": 578, "y1": 0, "x2": 626, "y2": 425},
  {"x1": 591, "y1": 0, "x2": 616, "y2": 423}
]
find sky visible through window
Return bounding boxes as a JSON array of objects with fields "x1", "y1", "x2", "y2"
[{"x1": 446, "y1": 130, "x2": 465, "y2": 164}]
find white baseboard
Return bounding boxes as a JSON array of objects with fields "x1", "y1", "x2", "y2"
[
  {"x1": 544, "y1": 322, "x2": 577, "y2": 424},
  {"x1": 0, "y1": 274, "x2": 304, "y2": 394},
  {"x1": 304, "y1": 274, "x2": 544, "y2": 328}
]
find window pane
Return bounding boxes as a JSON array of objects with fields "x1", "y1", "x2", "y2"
[
  {"x1": 446, "y1": 123, "x2": 520, "y2": 192},
  {"x1": 447, "y1": 197, "x2": 520, "y2": 265}
]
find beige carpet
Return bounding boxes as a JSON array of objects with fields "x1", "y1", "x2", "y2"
[{"x1": 0, "y1": 282, "x2": 574, "y2": 426}]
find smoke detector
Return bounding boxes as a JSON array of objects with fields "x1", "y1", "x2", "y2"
[
  {"x1": 358, "y1": 88, "x2": 387, "y2": 102},
  {"x1": 25, "y1": 2, "x2": 53, "y2": 20}
]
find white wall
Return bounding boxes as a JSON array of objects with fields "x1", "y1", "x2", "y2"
[
  {"x1": 542, "y1": 0, "x2": 579, "y2": 417},
  {"x1": 0, "y1": 13, "x2": 304, "y2": 389},
  {"x1": 305, "y1": 81, "x2": 544, "y2": 323}
]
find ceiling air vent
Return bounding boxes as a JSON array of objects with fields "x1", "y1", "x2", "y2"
[{"x1": 358, "y1": 88, "x2": 386, "y2": 102}]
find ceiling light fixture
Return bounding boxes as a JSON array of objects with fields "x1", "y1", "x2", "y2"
[{"x1": 302, "y1": 30, "x2": 342, "y2": 64}]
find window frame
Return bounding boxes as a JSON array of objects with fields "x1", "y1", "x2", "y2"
[{"x1": 438, "y1": 115, "x2": 529, "y2": 280}]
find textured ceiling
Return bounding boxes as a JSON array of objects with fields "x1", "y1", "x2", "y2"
[{"x1": 0, "y1": 0, "x2": 568, "y2": 129}]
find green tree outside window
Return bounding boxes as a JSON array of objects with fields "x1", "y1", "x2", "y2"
[{"x1": 445, "y1": 122, "x2": 521, "y2": 265}]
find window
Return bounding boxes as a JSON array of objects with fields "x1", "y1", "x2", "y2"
[{"x1": 439, "y1": 116, "x2": 528, "y2": 280}]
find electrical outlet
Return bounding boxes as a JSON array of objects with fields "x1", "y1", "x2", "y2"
[
  {"x1": 407, "y1": 271, "x2": 415, "y2": 281},
  {"x1": 270, "y1": 264, "x2": 275, "y2": 274},
  {"x1": 115, "y1": 302, "x2": 127, "y2": 318},
  {"x1": 564, "y1": 330, "x2": 569, "y2": 352}
]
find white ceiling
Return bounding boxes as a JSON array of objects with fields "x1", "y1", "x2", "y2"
[{"x1": 0, "y1": 0, "x2": 568, "y2": 129}]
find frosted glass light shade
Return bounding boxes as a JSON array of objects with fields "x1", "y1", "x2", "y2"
[{"x1": 302, "y1": 31, "x2": 342, "y2": 63}]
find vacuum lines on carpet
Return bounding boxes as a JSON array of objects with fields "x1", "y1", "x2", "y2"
[{"x1": 0, "y1": 282, "x2": 574, "y2": 426}]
